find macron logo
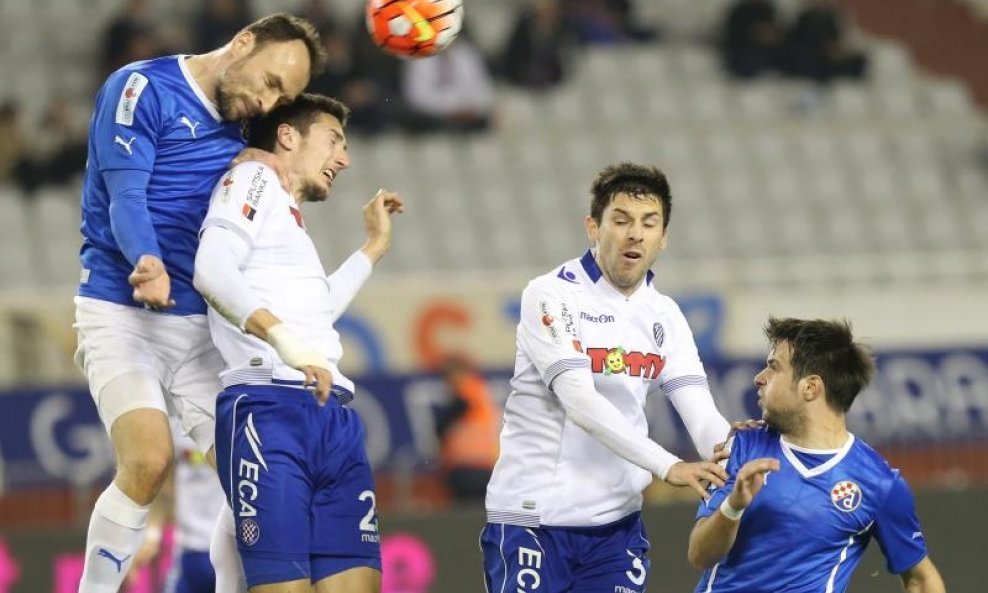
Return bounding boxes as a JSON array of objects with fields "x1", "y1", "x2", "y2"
[
  {"x1": 96, "y1": 548, "x2": 130, "y2": 573},
  {"x1": 912, "y1": 531, "x2": 924, "y2": 540},
  {"x1": 114, "y1": 135, "x2": 136, "y2": 155},
  {"x1": 179, "y1": 116, "x2": 201, "y2": 138}
]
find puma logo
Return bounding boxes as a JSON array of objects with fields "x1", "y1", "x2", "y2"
[
  {"x1": 114, "y1": 135, "x2": 136, "y2": 155},
  {"x1": 96, "y1": 548, "x2": 131, "y2": 573},
  {"x1": 179, "y1": 115, "x2": 201, "y2": 138}
]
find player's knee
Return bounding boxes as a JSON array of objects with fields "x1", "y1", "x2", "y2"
[{"x1": 118, "y1": 450, "x2": 173, "y2": 501}]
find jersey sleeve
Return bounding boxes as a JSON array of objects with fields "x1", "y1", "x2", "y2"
[
  {"x1": 200, "y1": 162, "x2": 280, "y2": 247},
  {"x1": 695, "y1": 431, "x2": 749, "y2": 520},
  {"x1": 656, "y1": 298, "x2": 710, "y2": 397},
  {"x1": 873, "y1": 472, "x2": 928, "y2": 574},
  {"x1": 92, "y1": 69, "x2": 161, "y2": 173},
  {"x1": 517, "y1": 279, "x2": 589, "y2": 388}
]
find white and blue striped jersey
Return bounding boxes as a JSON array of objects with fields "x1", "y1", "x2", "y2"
[
  {"x1": 694, "y1": 427, "x2": 928, "y2": 593},
  {"x1": 79, "y1": 55, "x2": 244, "y2": 315},
  {"x1": 486, "y1": 251, "x2": 726, "y2": 527}
]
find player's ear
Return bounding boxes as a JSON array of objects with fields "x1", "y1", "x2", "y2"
[
  {"x1": 275, "y1": 122, "x2": 296, "y2": 151},
  {"x1": 584, "y1": 215, "x2": 598, "y2": 246},
  {"x1": 230, "y1": 30, "x2": 256, "y2": 58},
  {"x1": 802, "y1": 375, "x2": 824, "y2": 402}
]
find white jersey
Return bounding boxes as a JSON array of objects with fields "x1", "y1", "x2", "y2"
[
  {"x1": 486, "y1": 251, "x2": 723, "y2": 527},
  {"x1": 200, "y1": 162, "x2": 369, "y2": 396},
  {"x1": 171, "y1": 427, "x2": 224, "y2": 551}
]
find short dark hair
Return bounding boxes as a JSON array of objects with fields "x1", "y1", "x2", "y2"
[
  {"x1": 244, "y1": 13, "x2": 327, "y2": 75},
  {"x1": 764, "y1": 317, "x2": 875, "y2": 414},
  {"x1": 248, "y1": 93, "x2": 350, "y2": 151},
  {"x1": 590, "y1": 163, "x2": 672, "y2": 229}
]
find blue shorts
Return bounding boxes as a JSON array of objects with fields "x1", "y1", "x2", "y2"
[
  {"x1": 164, "y1": 549, "x2": 214, "y2": 593},
  {"x1": 481, "y1": 513, "x2": 650, "y2": 593},
  {"x1": 215, "y1": 383, "x2": 381, "y2": 588}
]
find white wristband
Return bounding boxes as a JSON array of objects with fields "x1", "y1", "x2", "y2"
[
  {"x1": 266, "y1": 323, "x2": 327, "y2": 370},
  {"x1": 719, "y1": 498, "x2": 745, "y2": 521}
]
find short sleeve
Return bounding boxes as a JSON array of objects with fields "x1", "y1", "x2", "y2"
[
  {"x1": 201, "y1": 162, "x2": 280, "y2": 248},
  {"x1": 695, "y1": 432, "x2": 748, "y2": 520},
  {"x1": 92, "y1": 70, "x2": 161, "y2": 173},
  {"x1": 873, "y1": 473, "x2": 928, "y2": 574},
  {"x1": 657, "y1": 298, "x2": 710, "y2": 396},
  {"x1": 517, "y1": 279, "x2": 589, "y2": 387}
]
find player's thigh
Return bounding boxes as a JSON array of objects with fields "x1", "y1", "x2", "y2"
[
  {"x1": 480, "y1": 523, "x2": 572, "y2": 593},
  {"x1": 313, "y1": 566, "x2": 380, "y2": 593},
  {"x1": 215, "y1": 390, "x2": 313, "y2": 588},
  {"x1": 571, "y1": 516, "x2": 650, "y2": 593},
  {"x1": 249, "y1": 579, "x2": 311, "y2": 593},
  {"x1": 168, "y1": 330, "x2": 224, "y2": 455},
  {"x1": 310, "y1": 406, "x2": 381, "y2": 579},
  {"x1": 74, "y1": 297, "x2": 170, "y2": 432}
]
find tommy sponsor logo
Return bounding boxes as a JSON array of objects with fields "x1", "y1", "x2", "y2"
[
  {"x1": 115, "y1": 72, "x2": 148, "y2": 126},
  {"x1": 580, "y1": 311, "x2": 615, "y2": 323},
  {"x1": 96, "y1": 548, "x2": 130, "y2": 573},
  {"x1": 830, "y1": 480, "x2": 863, "y2": 512},
  {"x1": 588, "y1": 347, "x2": 665, "y2": 379},
  {"x1": 178, "y1": 115, "x2": 201, "y2": 138},
  {"x1": 114, "y1": 135, "x2": 136, "y2": 155}
]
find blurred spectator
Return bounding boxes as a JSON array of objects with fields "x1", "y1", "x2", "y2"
[
  {"x1": 0, "y1": 101, "x2": 25, "y2": 186},
  {"x1": 13, "y1": 98, "x2": 87, "y2": 195},
  {"x1": 298, "y1": 0, "x2": 339, "y2": 37},
  {"x1": 400, "y1": 33, "x2": 495, "y2": 134},
  {"x1": 782, "y1": 0, "x2": 867, "y2": 82},
  {"x1": 564, "y1": 0, "x2": 658, "y2": 45},
  {"x1": 195, "y1": 0, "x2": 253, "y2": 53},
  {"x1": 308, "y1": 24, "x2": 392, "y2": 136},
  {"x1": 434, "y1": 357, "x2": 501, "y2": 503},
  {"x1": 100, "y1": 0, "x2": 161, "y2": 78},
  {"x1": 721, "y1": 0, "x2": 784, "y2": 79},
  {"x1": 500, "y1": 0, "x2": 573, "y2": 90}
]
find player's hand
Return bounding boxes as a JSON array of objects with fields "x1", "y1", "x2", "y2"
[
  {"x1": 129, "y1": 255, "x2": 176, "y2": 309},
  {"x1": 361, "y1": 189, "x2": 404, "y2": 263},
  {"x1": 266, "y1": 323, "x2": 334, "y2": 403},
  {"x1": 300, "y1": 364, "x2": 333, "y2": 405},
  {"x1": 666, "y1": 460, "x2": 730, "y2": 500},
  {"x1": 232, "y1": 147, "x2": 292, "y2": 191},
  {"x1": 713, "y1": 419, "x2": 765, "y2": 456},
  {"x1": 726, "y1": 458, "x2": 779, "y2": 510}
]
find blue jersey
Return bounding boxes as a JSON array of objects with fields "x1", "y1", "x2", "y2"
[
  {"x1": 79, "y1": 55, "x2": 244, "y2": 316},
  {"x1": 694, "y1": 427, "x2": 928, "y2": 593}
]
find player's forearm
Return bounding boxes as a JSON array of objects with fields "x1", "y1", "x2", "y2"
[
  {"x1": 104, "y1": 169, "x2": 162, "y2": 265},
  {"x1": 688, "y1": 511, "x2": 742, "y2": 569},
  {"x1": 326, "y1": 250, "x2": 373, "y2": 320},
  {"x1": 669, "y1": 385, "x2": 732, "y2": 459},
  {"x1": 552, "y1": 370, "x2": 682, "y2": 479}
]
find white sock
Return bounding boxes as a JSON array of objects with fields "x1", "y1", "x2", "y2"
[
  {"x1": 78, "y1": 482, "x2": 150, "y2": 593},
  {"x1": 210, "y1": 502, "x2": 247, "y2": 593}
]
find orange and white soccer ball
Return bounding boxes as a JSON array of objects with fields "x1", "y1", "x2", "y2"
[{"x1": 366, "y1": 0, "x2": 464, "y2": 59}]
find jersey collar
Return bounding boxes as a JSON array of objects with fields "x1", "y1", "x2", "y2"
[
  {"x1": 780, "y1": 433, "x2": 856, "y2": 479},
  {"x1": 579, "y1": 249, "x2": 656, "y2": 298},
  {"x1": 178, "y1": 55, "x2": 223, "y2": 123}
]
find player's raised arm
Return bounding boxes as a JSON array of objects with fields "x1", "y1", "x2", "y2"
[{"x1": 325, "y1": 189, "x2": 404, "y2": 321}]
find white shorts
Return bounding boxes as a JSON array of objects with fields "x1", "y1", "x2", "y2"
[{"x1": 73, "y1": 296, "x2": 223, "y2": 453}]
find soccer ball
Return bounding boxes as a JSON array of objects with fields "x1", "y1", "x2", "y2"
[{"x1": 366, "y1": 0, "x2": 464, "y2": 59}]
